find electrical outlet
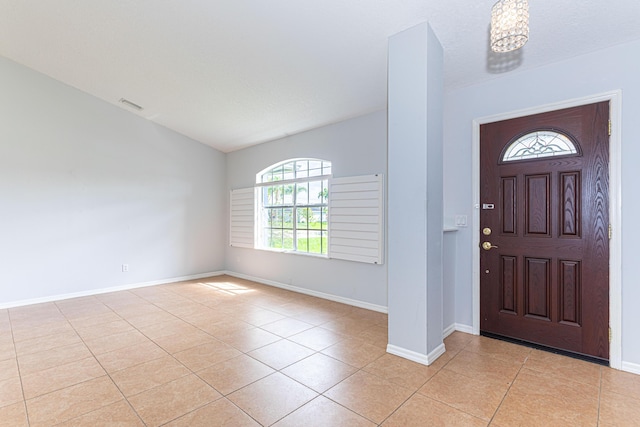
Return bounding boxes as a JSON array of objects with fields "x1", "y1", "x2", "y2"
[{"x1": 122, "y1": 264, "x2": 129, "y2": 272}]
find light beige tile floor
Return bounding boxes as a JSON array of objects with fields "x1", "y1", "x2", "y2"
[{"x1": 1, "y1": 274, "x2": 639, "y2": 426}]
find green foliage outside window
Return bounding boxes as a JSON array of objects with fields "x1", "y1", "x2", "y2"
[{"x1": 258, "y1": 159, "x2": 330, "y2": 255}]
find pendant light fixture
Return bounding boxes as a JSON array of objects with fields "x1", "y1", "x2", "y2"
[{"x1": 490, "y1": 0, "x2": 529, "y2": 53}]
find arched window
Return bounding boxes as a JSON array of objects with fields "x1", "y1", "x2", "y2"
[
  {"x1": 501, "y1": 130, "x2": 578, "y2": 162},
  {"x1": 256, "y1": 159, "x2": 331, "y2": 255}
]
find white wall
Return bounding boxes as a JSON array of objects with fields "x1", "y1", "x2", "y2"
[
  {"x1": 443, "y1": 39, "x2": 640, "y2": 366},
  {"x1": 5, "y1": 27, "x2": 639, "y2": 370},
  {"x1": 0, "y1": 56, "x2": 227, "y2": 306},
  {"x1": 226, "y1": 111, "x2": 388, "y2": 309},
  {"x1": 387, "y1": 22, "x2": 444, "y2": 363},
  {"x1": 442, "y1": 231, "x2": 457, "y2": 332}
]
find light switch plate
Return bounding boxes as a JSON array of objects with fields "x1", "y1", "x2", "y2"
[{"x1": 455, "y1": 215, "x2": 468, "y2": 227}]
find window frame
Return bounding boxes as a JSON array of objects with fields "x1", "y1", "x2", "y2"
[
  {"x1": 499, "y1": 128, "x2": 581, "y2": 164},
  {"x1": 255, "y1": 159, "x2": 331, "y2": 256}
]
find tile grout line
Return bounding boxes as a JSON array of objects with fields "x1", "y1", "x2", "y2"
[
  {"x1": 205, "y1": 295, "x2": 388, "y2": 426},
  {"x1": 7, "y1": 278, "x2": 639, "y2": 426},
  {"x1": 129, "y1": 281, "x2": 352, "y2": 426},
  {"x1": 317, "y1": 359, "x2": 384, "y2": 426},
  {"x1": 210, "y1": 319, "x2": 363, "y2": 425},
  {"x1": 96, "y1": 289, "x2": 236, "y2": 427},
  {"x1": 596, "y1": 366, "x2": 603, "y2": 427},
  {"x1": 6, "y1": 308, "x2": 31, "y2": 427},
  {"x1": 373, "y1": 345, "x2": 474, "y2": 426},
  {"x1": 486, "y1": 349, "x2": 530, "y2": 426},
  {"x1": 10, "y1": 282, "x2": 436, "y2": 426},
  {"x1": 56, "y1": 286, "x2": 255, "y2": 426},
  {"x1": 376, "y1": 342, "x2": 500, "y2": 426},
  {"x1": 313, "y1": 344, "x2": 387, "y2": 424},
  {"x1": 5, "y1": 279, "x2": 492, "y2": 426},
  {"x1": 131, "y1": 283, "x2": 291, "y2": 426},
  {"x1": 62, "y1": 294, "x2": 222, "y2": 426},
  {"x1": 53, "y1": 298, "x2": 149, "y2": 427}
]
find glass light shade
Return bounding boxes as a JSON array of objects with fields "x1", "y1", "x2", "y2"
[{"x1": 491, "y1": 0, "x2": 529, "y2": 53}]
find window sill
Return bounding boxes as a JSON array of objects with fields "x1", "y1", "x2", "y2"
[{"x1": 255, "y1": 247, "x2": 329, "y2": 259}]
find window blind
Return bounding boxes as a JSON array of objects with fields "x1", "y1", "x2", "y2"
[
  {"x1": 229, "y1": 188, "x2": 255, "y2": 248},
  {"x1": 328, "y1": 174, "x2": 384, "y2": 264}
]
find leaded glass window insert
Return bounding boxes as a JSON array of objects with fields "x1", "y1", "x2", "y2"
[
  {"x1": 501, "y1": 130, "x2": 578, "y2": 162},
  {"x1": 257, "y1": 159, "x2": 330, "y2": 255}
]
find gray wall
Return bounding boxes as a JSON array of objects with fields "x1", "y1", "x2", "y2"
[
  {"x1": 226, "y1": 111, "x2": 388, "y2": 308},
  {"x1": 4, "y1": 30, "x2": 640, "y2": 371},
  {"x1": 0, "y1": 56, "x2": 227, "y2": 305},
  {"x1": 443, "y1": 38, "x2": 640, "y2": 367},
  {"x1": 387, "y1": 22, "x2": 444, "y2": 360}
]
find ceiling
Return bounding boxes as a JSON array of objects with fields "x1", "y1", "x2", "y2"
[{"x1": 1, "y1": 1, "x2": 639, "y2": 153}]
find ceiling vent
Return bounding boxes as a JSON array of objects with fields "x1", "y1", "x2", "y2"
[{"x1": 119, "y1": 98, "x2": 144, "y2": 111}]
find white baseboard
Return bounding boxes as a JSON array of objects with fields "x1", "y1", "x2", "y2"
[
  {"x1": 0, "y1": 271, "x2": 225, "y2": 309},
  {"x1": 1, "y1": 269, "x2": 388, "y2": 314},
  {"x1": 454, "y1": 323, "x2": 475, "y2": 335},
  {"x1": 429, "y1": 343, "x2": 447, "y2": 363},
  {"x1": 444, "y1": 323, "x2": 477, "y2": 339},
  {"x1": 223, "y1": 270, "x2": 388, "y2": 313},
  {"x1": 621, "y1": 361, "x2": 640, "y2": 376},
  {"x1": 387, "y1": 343, "x2": 446, "y2": 366},
  {"x1": 443, "y1": 323, "x2": 456, "y2": 338}
]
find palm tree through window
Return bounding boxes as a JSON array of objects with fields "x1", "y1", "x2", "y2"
[{"x1": 256, "y1": 159, "x2": 331, "y2": 255}]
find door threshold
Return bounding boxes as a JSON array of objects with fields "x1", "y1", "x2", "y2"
[{"x1": 480, "y1": 331, "x2": 609, "y2": 366}]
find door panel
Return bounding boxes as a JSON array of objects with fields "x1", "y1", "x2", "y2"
[
  {"x1": 560, "y1": 172, "x2": 580, "y2": 237},
  {"x1": 500, "y1": 255, "x2": 517, "y2": 313},
  {"x1": 501, "y1": 177, "x2": 517, "y2": 234},
  {"x1": 480, "y1": 102, "x2": 609, "y2": 361},
  {"x1": 523, "y1": 257, "x2": 550, "y2": 320},
  {"x1": 559, "y1": 260, "x2": 580, "y2": 325},
  {"x1": 525, "y1": 174, "x2": 550, "y2": 236}
]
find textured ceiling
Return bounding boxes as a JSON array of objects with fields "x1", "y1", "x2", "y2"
[{"x1": 1, "y1": 1, "x2": 639, "y2": 152}]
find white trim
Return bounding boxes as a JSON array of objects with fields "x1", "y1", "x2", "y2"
[
  {"x1": 621, "y1": 362, "x2": 640, "y2": 376},
  {"x1": 2, "y1": 269, "x2": 389, "y2": 317},
  {"x1": 443, "y1": 323, "x2": 474, "y2": 338},
  {"x1": 471, "y1": 90, "x2": 622, "y2": 370},
  {"x1": 472, "y1": 120, "x2": 481, "y2": 337},
  {"x1": 0, "y1": 271, "x2": 226, "y2": 309},
  {"x1": 255, "y1": 174, "x2": 332, "y2": 188},
  {"x1": 255, "y1": 157, "x2": 332, "y2": 183},
  {"x1": 443, "y1": 323, "x2": 456, "y2": 338},
  {"x1": 454, "y1": 323, "x2": 475, "y2": 335},
  {"x1": 223, "y1": 270, "x2": 388, "y2": 313},
  {"x1": 387, "y1": 343, "x2": 446, "y2": 366},
  {"x1": 609, "y1": 92, "x2": 623, "y2": 371}
]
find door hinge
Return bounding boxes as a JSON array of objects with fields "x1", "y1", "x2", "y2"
[
  {"x1": 608, "y1": 119, "x2": 612, "y2": 136},
  {"x1": 609, "y1": 327, "x2": 612, "y2": 343},
  {"x1": 609, "y1": 224, "x2": 612, "y2": 240}
]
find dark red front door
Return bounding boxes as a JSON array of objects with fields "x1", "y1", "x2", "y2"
[{"x1": 480, "y1": 102, "x2": 610, "y2": 361}]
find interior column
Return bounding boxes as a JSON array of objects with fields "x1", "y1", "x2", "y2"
[{"x1": 387, "y1": 22, "x2": 445, "y2": 365}]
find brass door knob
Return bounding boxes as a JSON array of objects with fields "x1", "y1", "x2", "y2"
[
  {"x1": 482, "y1": 227, "x2": 492, "y2": 235},
  {"x1": 482, "y1": 241, "x2": 499, "y2": 250}
]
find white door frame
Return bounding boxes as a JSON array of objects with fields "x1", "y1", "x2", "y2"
[{"x1": 471, "y1": 90, "x2": 622, "y2": 369}]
